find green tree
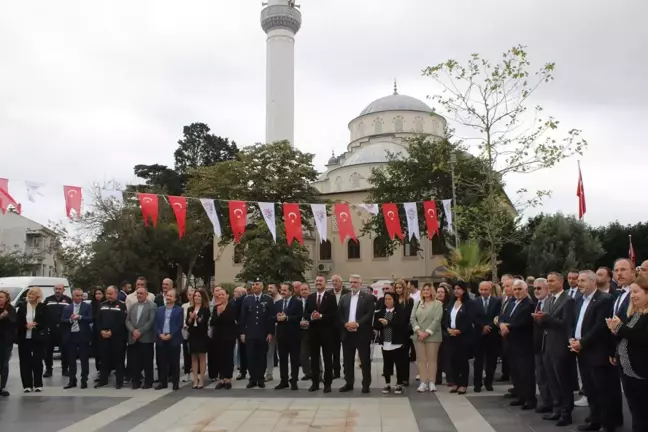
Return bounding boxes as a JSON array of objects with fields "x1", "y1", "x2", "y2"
[
  {"x1": 524, "y1": 213, "x2": 603, "y2": 276},
  {"x1": 593, "y1": 221, "x2": 648, "y2": 268},
  {"x1": 0, "y1": 246, "x2": 43, "y2": 277},
  {"x1": 439, "y1": 240, "x2": 493, "y2": 283},
  {"x1": 423, "y1": 45, "x2": 588, "y2": 279},
  {"x1": 363, "y1": 136, "x2": 506, "y2": 256},
  {"x1": 188, "y1": 141, "x2": 321, "y2": 282},
  {"x1": 498, "y1": 213, "x2": 545, "y2": 276}
]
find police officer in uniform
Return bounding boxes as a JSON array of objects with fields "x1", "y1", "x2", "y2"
[
  {"x1": 239, "y1": 277, "x2": 274, "y2": 389},
  {"x1": 94, "y1": 286, "x2": 127, "y2": 389},
  {"x1": 43, "y1": 284, "x2": 72, "y2": 377}
]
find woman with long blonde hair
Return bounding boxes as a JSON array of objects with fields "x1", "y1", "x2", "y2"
[
  {"x1": 410, "y1": 283, "x2": 444, "y2": 392},
  {"x1": 16, "y1": 287, "x2": 48, "y2": 392}
]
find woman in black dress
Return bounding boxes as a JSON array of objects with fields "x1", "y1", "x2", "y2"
[
  {"x1": 210, "y1": 289, "x2": 238, "y2": 390},
  {"x1": 186, "y1": 289, "x2": 210, "y2": 389}
]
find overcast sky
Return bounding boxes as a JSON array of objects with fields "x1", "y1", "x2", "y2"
[{"x1": 1, "y1": 0, "x2": 646, "y2": 229}]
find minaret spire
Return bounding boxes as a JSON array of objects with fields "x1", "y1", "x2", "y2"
[{"x1": 393, "y1": 78, "x2": 398, "y2": 95}]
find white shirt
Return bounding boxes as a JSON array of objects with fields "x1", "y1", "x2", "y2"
[
  {"x1": 334, "y1": 290, "x2": 342, "y2": 305},
  {"x1": 348, "y1": 292, "x2": 359, "y2": 323},
  {"x1": 25, "y1": 303, "x2": 36, "y2": 339},
  {"x1": 575, "y1": 292, "x2": 594, "y2": 340},
  {"x1": 382, "y1": 308, "x2": 402, "y2": 351},
  {"x1": 450, "y1": 304, "x2": 459, "y2": 328},
  {"x1": 614, "y1": 286, "x2": 630, "y2": 315},
  {"x1": 510, "y1": 299, "x2": 521, "y2": 317},
  {"x1": 410, "y1": 290, "x2": 421, "y2": 303}
]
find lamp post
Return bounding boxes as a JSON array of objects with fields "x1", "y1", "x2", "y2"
[{"x1": 450, "y1": 152, "x2": 459, "y2": 248}]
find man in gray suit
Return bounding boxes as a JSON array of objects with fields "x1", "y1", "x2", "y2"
[{"x1": 125, "y1": 285, "x2": 157, "y2": 389}]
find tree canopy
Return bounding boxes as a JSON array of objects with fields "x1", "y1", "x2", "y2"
[{"x1": 0, "y1": 246, "x2": 43, "y2": 278}]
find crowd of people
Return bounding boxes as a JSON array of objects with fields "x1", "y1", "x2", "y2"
[{"x1": 0, "y1": 259, "x2": 647, "y2": 431}]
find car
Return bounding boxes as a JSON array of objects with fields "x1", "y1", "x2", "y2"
[{"x1": 0, "y1": 276, "x2": 72, "y2": 307}]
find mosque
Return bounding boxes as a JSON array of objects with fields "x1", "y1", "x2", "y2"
[{"x1": 213, "y1": 0, "x2": 447, "y2": 282}]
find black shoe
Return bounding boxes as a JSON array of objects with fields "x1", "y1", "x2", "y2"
[
  {"x1": 94, "y1": 382, "x2": 107, "y2": 389},
  {"x1": 339, "y1": 384, "x2": 353, "y2": 393},
  {"x1": 361, "y1": 387, "x2": 370, "y2": 394},
  {"x1": 0, "y1": 389, "x2": 9, "y2": 397},
  {"x1": 142, "y1": 383, "x2": 152, "y2": 390},
  {"x1": 155, "y1": 383, "x2": 168, "y2": 390},
  {"x1": 510, "y1": 400, "x2": 524, "y2": 407},
  {"x1": 485, "y1": 384, "x2": 494, "y2": 391},
  {"x1": 543, "y1": 413, "x2": 560, "y2": 421},
  {"x1": 246, "y1": 381, "x2": 257, "y2": 389},
  {"x1": 43, "y1": 370, "x2": 53, "y2": 378},
  {"x1": 236, "y1": 374, "x2": 246, "y2": 380},
  {"x1": 323, "y1": 386, "x2": 331, "y2": 393},
  {"x1": 215, "y1": 382, "x2": 225, "y2": 389},
  {"x1": 115, "y1": 384, "x2": 122, "y2": 389},
  {"x1": 474, "y1": 386, "x2": 482, "y2": 393},
  {"x1": 576, "y1": 423, "x2": 600, "y2": 431},
  {"x1": 80, "y1": 382, "x2": 87, "y2": 389},
  {"x1": 503, "y1": 392, "x2": 517, "y2": 398},
  {"x1": 63, "y1": 382, "x2": 77, "y2": 389},
  {"x1": 535, "y1": 406, "x2": 552, "y2": 414},
  {"x1": 308, "y1": 385, "x2": 319, "y2": 392},
  {"x1": 172, "y1": 382, "x2": 179, "y2": 391},
  {"x1": 291, "y1": 382, "x2": 298, "y2": 391},
  {"x1": 521, "y1": 403, "x2": 537, "y2": 410},
  {"x1": 94, "y1": 376, "x2": 101, "y2": 383},
  {"x1": 555, "y1": 417, "x2": 572, "y2": 427},
  {"x1": 224, "y1": 382, "x2": 232, "y2": 389},
  {"x1": 275, "y1": 382, "x2": 289, "y2": 390},
  {"x1": 257, "y1": 381, "x2": 266, "y2": 389},
  {"x1": 131, "y1": 382, "x2": 141, "y2": 390}
]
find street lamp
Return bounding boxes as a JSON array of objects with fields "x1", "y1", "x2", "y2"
[{"x1": 449, "y1": 152, "x2": 459, "y2": 248}]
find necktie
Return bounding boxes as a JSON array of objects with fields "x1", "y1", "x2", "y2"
[
  {"x1": 317, "y1": 294, "x2": 322, "y2": 309},
  {"x1": 256, "y1": 296, "x2": 260, "y2": 304},
  {"x1": 535, "y1": 300, "x2": 543, "y2": 313},
  {"x1": 283, "y1": 299, "x2": 287, "y2": 312},
  {"x1": 483, "y1": 298, "x2": 488, "y2": 312},
  {"x1": 72, "y1": 303, "x2": 80, "y2": 332}
]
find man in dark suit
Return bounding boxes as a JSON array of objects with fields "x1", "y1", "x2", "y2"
[
  {"x1": 569, "y1": 270, "x2": 621, "y2": 432},
  {"x1": 532, "y1": 278, "x2": 553, "y2": 413},
  {"x1": 337, "y1": 274, "x2": 375, "y2": 393},
  {"x1": 534, "y1": 272, "x2": 576, "y2": 427},
  {"x1": 611, "y1": 258, "x2": 635, "y2": 322},
  {"x1": 500, "y1": 279, "x2": 536, "y2": 410},
  {"x1": 154, "y1": 289, "x2": 184, "y2": 391},
  {"x1": 43, "y1": 284, "x2": 72, "y2": 378},
  {"x1": 496, "y1": 274, "x2": 514, "y2": 383},
  {"x1": 474, "y1": 281, "x2": 501, "y2": 392},
  {"x1": 272, "y1": 283, "x2": 303, "y2": 390},
  {"x1": 118, "y1": 281, "x2": 131, "y2": 303},
  {"x1": 304, "y1": 275, "x2": 337, "y2": 393},
  {"x1": 566, "y1": 270, "x2": 583, "y2": 301},
  {"x1": 61, "y1": 288, "x2": 93, "y2": 389},
  {"x1": 239, "y1": 277, "x2": 274, "y2": 389},
  {"x1": 329, "y1": 274, "x2": 349, "y2": 379}
]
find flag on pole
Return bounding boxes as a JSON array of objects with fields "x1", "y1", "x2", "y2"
[
  {"x1": 629, "y1": 235, "x2": 636, "y2": 266},
  {"x1": 577, "y1": 162, "x2": 586, "y2": 220}
]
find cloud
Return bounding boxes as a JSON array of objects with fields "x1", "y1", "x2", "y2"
[{"x1": 1, "y1": 0, "x2": 646, "y2": 228}]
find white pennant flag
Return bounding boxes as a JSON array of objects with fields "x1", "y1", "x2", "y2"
[
  {"x1": 358, "y1": 203, "x2": 379, "y2": 215},
  {"x1": 257, "y1": 202, "x2": 277, "y2": 242},
  {"x1": 200, "y1": 198, "x2": 222, "y2": 238},
  {"x1": 403, "y1": 202, "x2": 420, "y2": 240},
  {"x1": 25, "y1": 181, "x2": 45, "y2": 203},
  {"x1": 310, "y1": 203, "x2": 327, "y2": 243},
  {"x1": 100, "y1": 189, "x2": 123, "y2": 206},
  {"x1": 442, "y1": 199, "x2": 453, "y2": 233}
]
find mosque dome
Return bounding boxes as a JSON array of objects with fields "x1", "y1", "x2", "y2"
[
  {"x1": 358, "y1": 93, "x2": 433, "y2": 117},
  {"x1": 342, "y1": 142, "x2": 408, "y2": 167}
]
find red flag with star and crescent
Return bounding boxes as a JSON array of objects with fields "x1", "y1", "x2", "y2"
[
  {"x1": 0, "y1": 181, "x2": 21, "y2": 215},
  {"x1": 577, "y1": 164, "x2": 586, "y2": 220},
  {"x1": 63, "y1": 185, "x2": 82, "y2": 219},
  {"x1": 381, "y1": 203, "x2": 403, "y2": 240},
  {"x1": 334, "y1": 203, "x2": 357, "y2": 244},
  {"x1": 229, "y1": 200, "x2": 247, "y2": 243},
  {"x1": 168, "y1": 196, "x2": 187, "y2": 238},
  {"x1": 137, "y1": 193, "x2": 159, "y2": 228},
  {"x1": 283, "y1": 203, "x2": 304, "y2": 245},
  {"x1": 423, "y1": 200, "x2": 440, "y2": 239},
  {"x1": 629, "y1": 235, "x2": 636, "y2": 266}
]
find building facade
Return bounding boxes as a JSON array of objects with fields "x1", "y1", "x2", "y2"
[
  {"x1": 212, "y1": 88, "x2": 449, "y2": 283},
  {"x1": 0, "y1": 210, "x2": 61, "y2": 277}
]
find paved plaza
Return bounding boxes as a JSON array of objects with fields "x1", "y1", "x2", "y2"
[{"x1": 0, "y1": 348, "x2": 633, "y2": 432}]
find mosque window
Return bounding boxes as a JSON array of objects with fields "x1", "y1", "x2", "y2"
[
  {"x1": 332, "y1": 215, "x2": 339, "y2": 232},
  {"x1": 373, "y1": 118, "x2": 383, "y2": 134},
  {"x1": 319, "y1": 240, "x2": 332, "y2": 261},
  {"x1": 414, "y1": 116, "x2": 424, "y2": 133},
  {"x1": 334, "y1": 176, "x2": 343, "y2": 192},
  {"x1": 233, "y1": 244, "x2": 244, "y2": 264},
  {"x1": 347, "y1": 239, "x2": 361, "y2": 259},
  {"x1": 373, "y1": 238, "x2": 388, "y2": 258},
  {"x1": 394, "y1": 116, "x2": 404, "y2": 132},
  {"x1": 349, "y1": 172, "x2": 361, "y2": 189}
]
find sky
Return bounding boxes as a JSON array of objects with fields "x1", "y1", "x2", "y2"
[{"x1": 1, "y1": 0, "x2": 646, "y2": 230}]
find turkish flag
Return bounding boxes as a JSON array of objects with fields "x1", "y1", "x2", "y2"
[
  {"x1": 334, "y1": 203, "x2": 357, "y2": 244},
  {"x1": 63, "y1": 186, "x2": 82, "y2": 219},
  {"x1": 229, "y1": 200, "x2": 247, "y2": 243},
  {"x1": 577, "y1": 164, "x2": 586, "y2": 220},
  {"x1": 423, "y1": 201, "x2": 440, "y2": 239},
  {"x1": 0, "y1": 178, "x2": 8, "y2": 213},
  {"x1": 168, "y1": 196, "x2": 187, "y2": 238},
  {"x1": 629, "y1": 235, "x2": 636, "y2": 266},
  {"x1": 0, "y1": 186, "x2": 21, "y2": 215},
  {"x1": 137, "y1": 193, "x2": 159, "y2": 228},
  {"x1": 381, "y1": 203, "x2": 403, "y2": 240},
  {"x1": 283, "y1": 203, "x2": 304, "y2": 245}
]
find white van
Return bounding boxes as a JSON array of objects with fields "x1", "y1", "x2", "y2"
[{"x1": 0, "y1": 277, "x2": 72, "y2": 307}]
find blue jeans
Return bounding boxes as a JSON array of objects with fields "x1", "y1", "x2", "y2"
[{"x1": 0, "y1": 343, "x2": 13, "y2": 390}]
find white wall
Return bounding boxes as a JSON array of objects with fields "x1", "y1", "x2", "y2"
[{"x1": 0, "y1": 211, "x2": 59, "y2": 276}]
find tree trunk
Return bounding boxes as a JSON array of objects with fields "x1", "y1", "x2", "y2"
[
  {"x1": 491, "y1": 250, "x2": 498, "y2": 283},
  {"x1": 175, "y1": 265, "x2": 183, "y2": 293},
  {"x1": 186, "y1": 254, "x2": 198, "y2": 290}
]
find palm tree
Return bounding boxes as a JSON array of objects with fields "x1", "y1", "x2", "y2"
[{"x1": 440, "y1": 240, "x2": 493, "y2": 282}]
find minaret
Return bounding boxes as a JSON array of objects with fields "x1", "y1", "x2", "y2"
[{"x1": 261, "y1": 0, "x2": 302, "y2": 146}]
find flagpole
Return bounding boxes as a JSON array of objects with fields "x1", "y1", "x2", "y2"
[{"x1": 578, "y1": 160, "x2": 583, "y2": 221}]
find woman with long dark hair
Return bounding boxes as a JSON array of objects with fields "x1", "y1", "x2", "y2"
[
  {"x1": 210, "y1": 289, "x2": 238, "y2": 389},
  {"x1": 0, "y1": 289, "x2": 17, "y2": 396},
  {"x1": 393, "y1": 279, "x2": 414, "y2": 385},
  {"x1": 375, "y1": 292, "x2": 409, "y2": 395},
  {"x1": 186, "y1": 289, "x2": 211, "y2": 389},
  {"x1": 443, "y1": 281, "x2": 476, "y2": 395}
]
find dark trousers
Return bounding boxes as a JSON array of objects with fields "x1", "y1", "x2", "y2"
[
  {"x1": 447, "y1": 337, "x2": 470, "y2": 387},
  {"x1": 92, "y1": 331, "x2": 101, "y2": 372},
  {"x1": 156, "y1": 342, "x2": 180, "y2": 385},
  {"x1": 310, "y1": 330, "x2": 333, "y2": 386},
  {"x1": 509, "y1": 352, "x2": 536, "y2": 404},
  {"x1": 99, "y1": 337, "x2": 125, "y2": 385},
  {"x1": 278, "y1": 336, "x2": 300, "y2": 384},
  {"x1": 245, "y1": 338, "x2": 268, "y2": 382},
  {"x1": 0, "y1": 344, "x2": 13, "y2": 389},
  {"x1": 212, "y1": 339, "x2": 235, "y2": 379},
  {"x1": 543, "y1": 352, "x2": 574, "y2": 418},
  {"x1": 208, "y1": 338, "x2": 218, "y2": 379},
  {"x1": 534, "y1": 353, "x2": 552, "y2": 408},
  {"x1": 382, "y1": 346, "x2": 407, "y2": 385},
  {"x1": 331, "y1": 330, "x2": 342, "y2": 376},
  {"x1": 579, "y1": 356, "x2": 621, "y2": 429},
  {"x1": 473, "y1": 336, "x2": 498, "y2": 388},
  {"x1": 238, "y1": 339, "x2": 247, "y2": 374},
  {"x1": 342, "y1": 333, "x2": 371, "y2": 389},
  {"x1": 18, "y1": 339, "x2": 44, "y2": 389},
  {"x1": 66, "y1": 336, "x2": 90, "y2": 383},
  {"x1": 621, "y1": 372, "x2": 648, "y2": 432},
  {"x1": 129, "y1": 342, "x2": 154, "y2": 386},
  {"x1": 45, "y1": 331, "x2": 68, "y2": 372},
  {"x1": 436, "y1": 339, "x2": 450, "y2": 384},
  {"x1": 182, "y1": 340, "x2": 191, "y2": 374}
]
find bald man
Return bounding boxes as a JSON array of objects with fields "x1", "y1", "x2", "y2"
[{"x1": 154, "y1": 278, "x2": 181, "y2": 307}]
